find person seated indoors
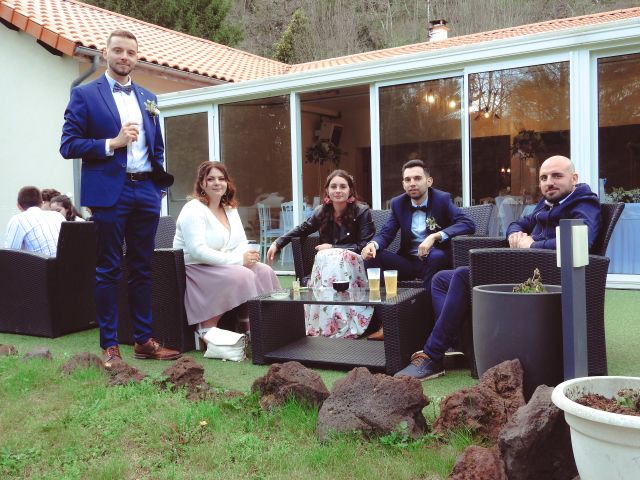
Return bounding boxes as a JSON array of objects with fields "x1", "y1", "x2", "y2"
[
  {"x1": 50, "y1": 194, "x2": 86, "y2": 221},
  {"x1": 266, "y1": 169, "x2": 375, "y2": 338},
  {"x1": 173, "y1": 161, "x2": 280, "y2": 352},
  {"x1": 40, "y1": 188, "x2": 61, "y2": 211},
  {"x1": 395, "y1": 155, "x2": 601, "y2": 381},
  {"x1": 5, "y1": 186, "x2": 65, "y2": 257}
]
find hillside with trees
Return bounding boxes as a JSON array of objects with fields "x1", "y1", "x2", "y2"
[{"x1": 83, "y1": 0, "x2": 639, "y2": 64}]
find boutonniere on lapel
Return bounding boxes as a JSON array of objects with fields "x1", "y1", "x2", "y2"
[
  {"x1": 426, "y1": 216, "x2": 441, "y2": 232},
  {"x1": 144, "y1": 99, "x2": 160, "y2": 124}
]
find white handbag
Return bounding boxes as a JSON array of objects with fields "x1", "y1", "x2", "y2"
[{"x1": 202, "y1": 327, "x2": 246, "y2": 362}]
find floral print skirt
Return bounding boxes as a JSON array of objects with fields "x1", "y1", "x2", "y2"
[{"x1": 305, "y1": 248, "x2": 374, "y2": 338}]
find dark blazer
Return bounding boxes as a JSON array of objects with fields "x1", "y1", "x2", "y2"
[
  {"x1": 372, "y1": 188, "x2": 475, "y2": 256},
  {"x1": 275, "y1": 203, "x2": 375, "y2": 253},
  {"x1": 60, "y1": 75, "x2": 173, "y2": 208},
  {"x1": 506, "y1": 183, "x2": 601, "y2": 251}
]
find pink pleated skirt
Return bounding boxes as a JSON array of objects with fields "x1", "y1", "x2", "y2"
[{"x1": 184, "y1": 262, "x2": 280, "y2": 326}]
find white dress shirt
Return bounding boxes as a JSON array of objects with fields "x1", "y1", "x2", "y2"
[
  {"x1": 173, "y1": 199, "x2": 249, "y2": 266},
  {"x1": 5, "y1": 207, "x2": 65, "y2": 256},
  {"x1": 104, "y1": 72, "x2": 151, "y2": 173},
  {"x1": 408, "y1": 198, "x2": 448, "y2": 255}
]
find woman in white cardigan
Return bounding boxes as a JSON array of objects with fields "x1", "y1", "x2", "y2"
[{"x1": 173, "y1": 161, "x2": 280, "y2": 342}]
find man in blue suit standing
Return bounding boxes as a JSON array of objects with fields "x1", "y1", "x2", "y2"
[
  {"x1": 361, "y1": 159, "x2": 475, "y2": 339},
  {"x1": 60, "y1": 30, "x2": 180, "y2": 367}
]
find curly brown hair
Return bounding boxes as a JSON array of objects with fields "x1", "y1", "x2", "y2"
[
  {"x1": 190, "y1": 161, "x2": 238, "y2": 208},
  {"x1": 318, "y1": 169, "x2": 360, "y2": 239}
]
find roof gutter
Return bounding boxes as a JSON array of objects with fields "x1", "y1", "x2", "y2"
[
  {"x1": 71, "y1": 47, "x2": 100, "y2": 88},
  {"x1": 74, "y1": 46, "x2": 226, "y2": 86},
  {"x1": 68, "y1": 48, "x2": 101, "y2": 206}
]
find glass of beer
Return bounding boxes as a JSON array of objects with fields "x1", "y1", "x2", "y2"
[
  {"x1": 384, "y1": 270, "x2": 398, "y2": 296},
  {"x1": 369, "y1": 289, "x2": 381, "y2": 302},
  {"x1": 367, "y1": 268, "x2": 381, "y2": 291}
]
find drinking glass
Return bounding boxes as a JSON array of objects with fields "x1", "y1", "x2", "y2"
[{"x1": 367, "y1": 268, "x2": 380, "y2": 291}]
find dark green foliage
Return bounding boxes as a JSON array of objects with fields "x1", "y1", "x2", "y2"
[{"x1": 84, "y1": 0, "x2": 243, "y2": 46}]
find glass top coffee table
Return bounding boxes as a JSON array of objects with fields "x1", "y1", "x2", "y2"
[{"x1": 248, "y1": 287, "x2": 430, "y2": 374}]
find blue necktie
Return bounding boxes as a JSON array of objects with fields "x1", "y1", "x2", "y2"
[
  {"x1": 113, "y1": 84, "x2": 133, "y2": 95},
  {"x1": 412, "y1": 205, "x2": 428, "y2": 213}
]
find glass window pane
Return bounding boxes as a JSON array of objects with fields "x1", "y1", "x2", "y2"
[
  {"x1": 219, "y1": 96, "x2": 292, "y2": 269},
  {"x1": 379, "y1": 77, "x2": 463, "y2": 208},
  {"x1": 164, "y1": 112, "x2": 209, "y2": 217},
  {"x1": 301, "y1": 86, "x2": 371, "y2": 210},
  {"x1": 598, "y1": 53, "x2": 640, "y2": 274},
  {"x1": 469, "y1": 63, "x2": 569, "y2": 235}
]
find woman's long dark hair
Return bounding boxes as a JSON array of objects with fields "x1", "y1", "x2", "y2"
[
  {"x1": 190, "y1": 161, "x2": 238, "y2": 208},
  {"x1": 50, "y1": 194, "x2": 83, "y2": 221},
  {"x1": 318, "y1": 169, "x2": 360, "y2": 239}
]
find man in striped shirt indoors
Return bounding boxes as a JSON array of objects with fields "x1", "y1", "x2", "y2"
[{"x1": 4, "y1": 186, "x2": 65, "y2": 257}]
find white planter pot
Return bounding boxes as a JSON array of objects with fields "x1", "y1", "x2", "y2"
[{"x1": 551, "y1": 376, "x2": 640, "y2": 480}]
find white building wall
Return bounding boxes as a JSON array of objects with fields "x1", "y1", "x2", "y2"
[{"x1": 0, "y1": 27, "x2": 78, "y2": 246}]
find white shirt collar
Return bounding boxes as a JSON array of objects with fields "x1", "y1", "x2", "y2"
[{"x1": 104, "y1": 71, "x2": 132, "y2": 89}]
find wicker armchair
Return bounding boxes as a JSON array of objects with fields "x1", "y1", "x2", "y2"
[
  {"x1": 117, "y1": 216, "x2": 240, "y2": 352},
  {"x1": 117, "y1": 216, "x2": 195, "y2": 352},
  {"x1": 292, "y1": 204, "x2": 494, "y2": 286},
  {"x1": 0, "y1": 221, "x2": 97, "y2": 337},
  {"x1": 453, "y1": 202, "x2": 625, "y2": 378}
]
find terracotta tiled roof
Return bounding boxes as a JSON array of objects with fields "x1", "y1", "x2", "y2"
[
  {"x1": 290, "y1": 7, "x2": 640, "y2": 73},
  {"x1": 0, "y1": 0, "x2": 288, "y2": 82},
  {"x1": 2, "y1": 1, "x2": 639, "y2": 82}
]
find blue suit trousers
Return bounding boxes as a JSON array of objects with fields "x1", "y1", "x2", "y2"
[
  {"x1": 423, "y1": 266, "x2": 471, "y2": 362},
  {"x1": 91, "y1": 178, "x2": 160, "y2": 348}
]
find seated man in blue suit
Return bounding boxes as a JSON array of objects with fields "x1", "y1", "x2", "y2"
[
  {"x1": 395, "y1": 155, "x2": 601, "y2": 380},
  {"x1": 361, "y1": 159, "x2": 475, "y2": 339},
  {"x1": 60, "y1": 29, "x2": 180, "y2": 367}
]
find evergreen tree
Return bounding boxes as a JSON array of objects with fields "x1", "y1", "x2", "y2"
[{"x1": 273, "y1": 8, "x2": 310, "y2": 64}]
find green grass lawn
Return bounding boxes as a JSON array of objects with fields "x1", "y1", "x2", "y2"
[{"x1": 0, "y1": 288, "x2": 638, "y2": 479}]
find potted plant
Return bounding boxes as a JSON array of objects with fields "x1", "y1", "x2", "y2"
[
  {"x1": 472, "y1": 269, "x2": 563, "y2": 399},
  {"x1": 551, "y1": 376, "x2": 640, "y2": 480}
]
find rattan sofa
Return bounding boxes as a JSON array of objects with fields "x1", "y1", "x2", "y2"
[{"x1": 0, "y1": 221, "x2": 97, "y2": 337}]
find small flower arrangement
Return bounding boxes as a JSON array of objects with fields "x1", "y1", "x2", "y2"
[
  {"x1": 606, "y1": 187, "x2": 640, "y2": 203},
  {"x1": 144, "y1": 100, "x2": 160, "y2": 123},
  {"x1": 305, "y1": 140, "x2": 342, "y2": 166},
  {"x1": 426, "y1": 216, "x2": 440, "y2": 231}
]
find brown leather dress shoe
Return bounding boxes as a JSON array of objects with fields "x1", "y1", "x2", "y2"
[
  {"x1": 134, "y1": 338, "x2": 181, "y2": 360},
  {"x1": 103, "y1": 345, "x2": 123, "y2": 368},
  {"x1": 367, "y1": 326, "x2": 384, "y2": 341}
]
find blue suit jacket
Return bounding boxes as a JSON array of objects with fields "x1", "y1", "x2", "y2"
[
  {"x1": 372, "y1": 188, "x2": 476, "y2": 256},
  {"x1": 60, "y1": 75, "x2": 172, "y2": 208}
]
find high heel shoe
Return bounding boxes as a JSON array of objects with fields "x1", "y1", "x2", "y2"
[{"x1": 195, "y1": 326, "x2": 211, "y2": 351}]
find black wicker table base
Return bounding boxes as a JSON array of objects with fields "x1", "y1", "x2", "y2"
[
  {"x1": 248, "y1": 288, "x2": 430, "y2": 375},
  {"x1": 265, "y1": 337, "x2": 386, "y2": 371}
]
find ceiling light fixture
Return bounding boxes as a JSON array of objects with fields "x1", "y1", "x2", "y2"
[{"x1": 425, "y1": 90, "x2": 436, "y2": 104}]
